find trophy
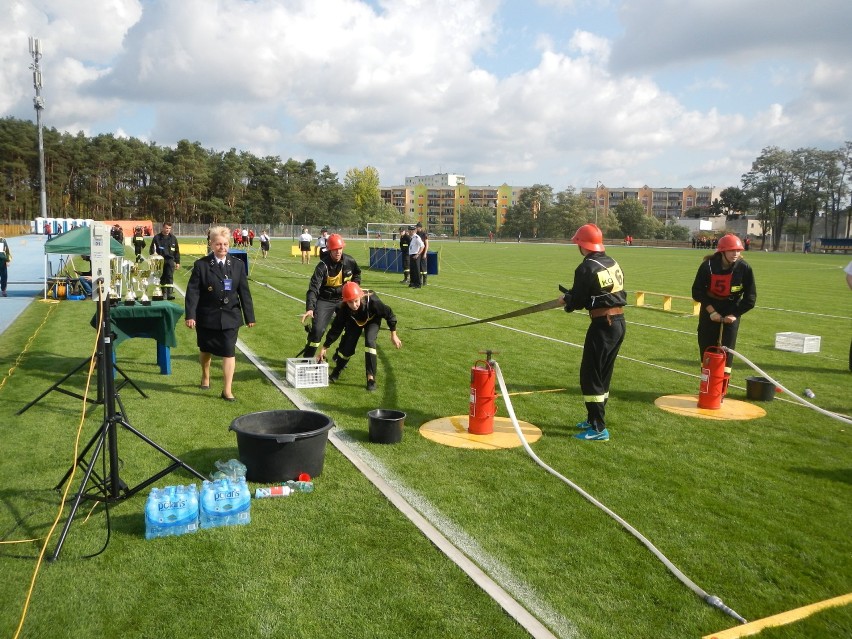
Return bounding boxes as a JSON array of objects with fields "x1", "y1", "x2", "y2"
[
  {"x1": 149, "y1": 255, "x2": 164, "y2": 300},
  {"x1": 140, "y1": 276, "x2": 151, "y2": 305}
]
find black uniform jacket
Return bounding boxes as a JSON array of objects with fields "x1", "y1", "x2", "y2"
[
  {"x1": 563, "y1": 251, "x2": 627, "y2": 312},
  {"x1": 185, "y1": 254, "x2": 255, "y2": 330},
  {"x1": 149, "y1": 231, "x2": 180, "y2": 264},
  {"x1": 305, "y1": 252, "x2": 361, "y2": 311},
  {"x1": 691, "y1": 254, "x2": 756, "y2": 318},
  {"x1": 323, "y1": 293, "x2": 398, "y2": 348}
]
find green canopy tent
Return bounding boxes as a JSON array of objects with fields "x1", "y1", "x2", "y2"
[{"x1": 43, "y1": 225, "x2": 125, "y2": 298}]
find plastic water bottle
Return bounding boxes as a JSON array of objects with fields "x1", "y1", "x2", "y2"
[
  {"x1": 283, "y1": 480, "x2": 314, "y2": 493},
  {"x1": 200, "y1": 477, "x2": 251, "y2": 529},
  {"x1": 255, "y1": 485, "x2": 293, "y2": 499},
  {"x1": 145, "y1": 484, "x2": 199, "y2": 540},
  {"x1": 804, "y1": 388, "x2": 815, "y2": 399}
]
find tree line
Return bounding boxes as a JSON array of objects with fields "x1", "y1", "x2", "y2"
[
  {"x1": 0, "y1": 117, "x2": 398, "y2": 230},
  {"x1": 2, "y1": 116, "x2": 849, "y2": 244}
]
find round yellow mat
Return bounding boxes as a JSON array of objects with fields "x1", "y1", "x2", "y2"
[
  {"x1": 655, "y1": 394, "x2": 767, "y2": 421},
  {"x1": 419, "y1": 415, "x2": 542, "y2": 450}
]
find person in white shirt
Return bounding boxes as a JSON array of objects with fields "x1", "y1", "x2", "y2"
[
  {"x1": 299, "y1": 228, "x2": 313, "y2": 264},
  {"x1": 407, "y1": 225, "x2": 424, "y2": 289}
]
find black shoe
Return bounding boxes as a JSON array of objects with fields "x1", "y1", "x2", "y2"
[
  {"x1": 329, "y1": 369, "x2": 341, "y2": 383},
  {"x1": 366, "y1": 379, "x2": 377, "y2": 392},
  {"x1": 220, "y1": 392, "x2": 236, "y2": 402},
  {"x1": 400, "y1": 278, "x2": 408, "y2": 283}
]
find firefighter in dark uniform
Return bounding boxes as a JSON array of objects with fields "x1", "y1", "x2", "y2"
[
  {"x1": 319, "y1": 282, "x2": 402, "y2": 391},
  {"x1": 691, "y1": 233, "x2": 757, "y2": 385},
  {"x1": 398, "y1": 226, "x2": 411, "y2": 283},
  {"x1": 149, "y1": 222, "x2": 181, "y2": 299},
  {"x1": 300, "y1": 234, "x2": 361, "y2": 359},
  {"x1": 561, "y1": 224, "x2": 626, "y2": 442},
  {"x1": 415, "y1": 222, "x2": 429, "y2": 285},
  {"x1": 132, "y1": 226, "x2": 146, "y2": 263}
]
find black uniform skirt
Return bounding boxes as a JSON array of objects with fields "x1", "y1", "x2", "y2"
[
  {"x1": 300, "y1": 240, "x2": 311, "y2": 251},
  {"x1": 196, "y1": 326, "x2": 239, "y2": 357}
]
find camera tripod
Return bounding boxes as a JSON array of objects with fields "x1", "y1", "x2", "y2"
[{"x1": 50, "y1": 294, "x2": 206, "y2": 560}]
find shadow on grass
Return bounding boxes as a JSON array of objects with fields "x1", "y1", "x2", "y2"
[{"x1": 788, "y1": 466, "x2": 852, "y2": 485}]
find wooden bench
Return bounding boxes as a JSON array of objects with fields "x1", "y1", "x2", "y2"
[
  {"x1": 635, "y1": 291, "x2": 700, "y2": 315},
  {"x1": 818, "y1": 238, "x2": 852, "y2": 253}
]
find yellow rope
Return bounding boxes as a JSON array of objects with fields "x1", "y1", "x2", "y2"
[
  {"x1": 12, "y1": 306, "x2": 102, "y2": 639},
  {"x1": 0, "y1": 303, "x2": 58, "y2": 392}
]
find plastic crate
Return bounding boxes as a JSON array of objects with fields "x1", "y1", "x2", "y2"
[
  {"x1": 774, "y1": 332, "x2": 821, "y2": 353},
  {"x1": 286, "y1": 358, "x2": 329, "y2": 388}
]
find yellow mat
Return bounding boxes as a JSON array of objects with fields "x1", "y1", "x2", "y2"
[
  {"x1": 419, "y1": 415, "x2": 542, "y2": 450},
  {"x1": 655, "y1": 394, "x2": 767, "y2": 421}
]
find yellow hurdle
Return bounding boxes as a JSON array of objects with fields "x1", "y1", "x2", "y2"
[{"x1": 635, "y1": 290, "x2": 700, "y2": 315}]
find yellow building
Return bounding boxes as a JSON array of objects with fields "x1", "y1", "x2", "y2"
[
  {"x1": 380, "y1": 174, "x2": 525, "y2": 236},
  {"x1": 582, "y1": 184, "x2": 721, "y2": 221}
]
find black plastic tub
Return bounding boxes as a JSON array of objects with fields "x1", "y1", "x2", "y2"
[
  {"x1": 367, "y1": 409, "x2": 406, "y2": 444},
  {"x1": 229, "y1": 410, "x2": 333, "y2": 482},
  {"x1": 745, "y1": 376, "x2": 776, "y2": 401}
]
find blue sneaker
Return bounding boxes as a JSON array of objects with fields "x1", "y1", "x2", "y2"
[
  {"x1": 575, "y1": 420, "x2": 593, "y2": 430},
  {"x1": 574, "y1": 427, "x2": 609, "y2": 441}
]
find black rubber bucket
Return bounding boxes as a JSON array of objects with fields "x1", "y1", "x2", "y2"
[
  {"x1": 745, "y1": 376, "x2": 775, "y2": 401},
  {"x1": 367, "y1": 409, "x2": 406, "y2": 444},
  {"x1": 229, "y1": 410, "x2": 334, "y2": 482}
]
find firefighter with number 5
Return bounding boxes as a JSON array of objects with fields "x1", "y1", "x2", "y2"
[
  {"x1": 691, "y1": 234, "x2": 757, "y2": 388},
  {"x1": 561, "y1": 224, "x2": 626, "y2": 442}
]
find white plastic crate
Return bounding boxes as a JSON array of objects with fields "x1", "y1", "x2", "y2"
[
  {"x1": 774, "y1": 332, "x2": 821, "y2": 353},
  {"x1": 286, "y1": 358, "x2": 329, "y2": 388}
]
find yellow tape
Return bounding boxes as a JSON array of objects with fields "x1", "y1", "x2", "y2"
[{"x1": 703, "y1": 593, "x2": 852, "y2": 639}]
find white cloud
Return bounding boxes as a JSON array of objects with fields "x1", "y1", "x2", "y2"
[{"x1": 0, "y1": 0, "x2": 849, "y2": 192}]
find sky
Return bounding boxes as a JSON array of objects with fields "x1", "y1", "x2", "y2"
[{"x1": 2, "y1": 0, "x2": 851, "y2": 192}]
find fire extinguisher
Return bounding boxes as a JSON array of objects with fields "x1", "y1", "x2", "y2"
[
  {"x1": 469, "y1": 356, "x2": 497, "y2": 435},
  {"x1": 698, "y1": 346, "x2": 726, "y2": 409}
]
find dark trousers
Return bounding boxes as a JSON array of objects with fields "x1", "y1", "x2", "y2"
[
  {"x1": 697, "y1": 314, "x2": 739, "y2": 373},
  {"x1": 408, "y1": 255, "x2": 421, "y2": 287},
  {"x1": 331, "y1": 320, "x2": 381, "y2": 378},
  {"x1": 303, "y1": 298, "x2": 338, "y2": 358},
  {"x1": 580, "y1": 316, "x2": 625, "y2": 430},
  {"x1": 0, "y1": 261, "x2": 7, "y2": 291},
  {"x1": 161, "y1": 257, "x2": 176, "y2": 297}
]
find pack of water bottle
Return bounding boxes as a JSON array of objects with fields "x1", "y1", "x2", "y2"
[
  {"x1": 144, "y1": 484, "x2": 200, "y2": 540},
  {"x1": 199, "y1": 477, "x2": 251, "y2": 529}
]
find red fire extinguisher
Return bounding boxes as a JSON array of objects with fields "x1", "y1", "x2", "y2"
[
  {"x1": 469, "y1": 358, "x2": 497, "y2": 435},
  {"x1": 698, "y1": 346, "x2": 726, "y2": 409}
]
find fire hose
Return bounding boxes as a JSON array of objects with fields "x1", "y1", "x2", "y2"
[
  {"x1": 491, "y1": 360, "x2": 748, "y2": 625},
  {"x1": 411, "y1": 290, "x2": 567, "y2": 331}
]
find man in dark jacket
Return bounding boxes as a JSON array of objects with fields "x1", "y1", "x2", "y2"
[
  {"x1": 562, "y1": 224, "x2": 627, "y2": 442},
  {"x1": 149, "y1": 222, "x2": 181, "y2": 299}
]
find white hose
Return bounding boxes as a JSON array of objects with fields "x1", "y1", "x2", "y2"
[
  {"x1": 491, "y1": 361, "x2": 748, "y2": 625},
  {"x1": 724, "y1": 347, "x2": 852, "y2": 424}
]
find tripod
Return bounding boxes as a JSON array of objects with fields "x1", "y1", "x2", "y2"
[{"x1": 50, "y1": 295, "x2": 206, "y2": 560}]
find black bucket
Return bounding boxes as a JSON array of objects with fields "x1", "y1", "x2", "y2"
[
  {"x1": 229, "y1": 410, "x2": 334, "y2": 482},
  {"x1": 367, "y1": 409, "x2": 406, "y2": 444},
  {"x1": 745, "y1": 376, "x2": 776, "y2": 401}
]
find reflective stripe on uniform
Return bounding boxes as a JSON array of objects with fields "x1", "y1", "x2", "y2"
[
  {"x1": 365, "y1": 347, "x2": 377, "y2": 355},
  {"x1": 583, "y1": 393, "x2": 607, "y2": 403}
]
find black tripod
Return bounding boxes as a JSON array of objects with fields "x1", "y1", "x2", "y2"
[
  {"x1": 16, "y1": 302, "x2": 147, "y2": 415},
  {"x1": 50, "y1": 294, "x2": 206, "y2": 560}
]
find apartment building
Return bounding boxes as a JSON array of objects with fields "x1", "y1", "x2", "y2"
[
  {"x1": 381, "y1": 173, "x2": 526, "y2": 236},
  {"x1": 581, "y1": 185, "x2": 721, "y2": 220}
]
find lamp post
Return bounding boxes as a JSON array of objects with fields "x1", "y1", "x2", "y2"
[
  {"x1": 594, "y1": 181, "x2": 601, "y2": 225},
  {"x1": 29, "y1": 36, "x2": 48, "y2": 220}
]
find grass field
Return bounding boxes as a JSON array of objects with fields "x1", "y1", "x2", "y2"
[{"x1": 1, "y1": 238, "x2": 850, "y2": 639}]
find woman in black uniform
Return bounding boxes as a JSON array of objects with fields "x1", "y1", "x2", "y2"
[{"x1": 185, "y1": 226, "x2": 256, "y2": 401}]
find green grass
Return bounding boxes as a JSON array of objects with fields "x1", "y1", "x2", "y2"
[{"x1": 1, "y1": 239, "x2": 850, "y2": 639}]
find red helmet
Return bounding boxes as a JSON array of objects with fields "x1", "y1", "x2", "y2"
[
  {"x1": 716, "y1": 234, "x2": 744, "y2": 252},
  {"x1": 327, "y1": 234, "x2": 345, "y2": 251},
  {"x1": 341, "y1": 281, "x2": 363, "y2": 303},
  {"x1": 571, "y1": 223, "x2": 604, "y2": 252}
]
